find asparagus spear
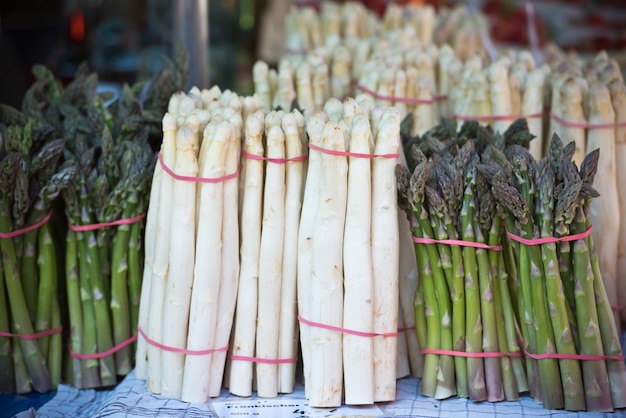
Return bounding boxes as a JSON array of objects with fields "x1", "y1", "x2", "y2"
[{"x1": 0, "y1": 258, "x2": 15, "y2": 392}]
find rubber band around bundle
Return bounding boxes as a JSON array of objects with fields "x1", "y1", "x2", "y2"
[
  {"x1": 298, "y1": 315, "x2": 398, "y2": 337},
  {"x1": 229, "y1": 354, "x2": 298, "y2": 365},
  {"x1": 137, "y1": 326, "x2": 228, "y2": 356},
  {"x1": 356, "y1": 84, "x2": 447, "y2": 104},
  {"x1": 454, "y1": 112, "x2": 543, "y2": 123},
  {"x1": 398, "y1": 326, "x2": 416, "y2": 333},
  {"x1": 0, "y1": 210, "x2": 52, "y2": 239},
  {"x1": 550, "y1": 111, "x2": 626, "y2": 129},
  {"x1": 0, "y1": 326, "x2": 62, "y2": 340},
  {"x1": 421, "y1": 348, "x2": 521, "y2": 359},
  {"x1": 506, "y1": 226, "x2": 592, "y2": 246},
  {"x1": 159, "y1": 152, "x2": 239, "y2": 183},
  {"x1": 612, "y1": 305, "x2": 625, "y2": 312},
  {"x1": 241, "y1": 149, "x2": 308, "y2": 164},
  {"x1": 68, "y1": 213, "x2": 146, "y2": 232},
  {"x1": 412, "y1": 235, "x2": 502, "y2": 251},
  {"x1": 69, "y1": 333, "x2": 138, "y2": 360},
  {"x1": 308, "y1": 142, "x2": 399, "y2": 159}
]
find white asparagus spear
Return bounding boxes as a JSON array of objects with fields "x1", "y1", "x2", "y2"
[
  {"x1": 278, "y1": 59, "x2": 296, "y2": 111},
  {"x1": 324, "y1": 98, "x2": 344, "y2": 122},
  {"x1": 201, "y1": 86, "x2": 222, "y2": 109},
  {"x1": 180, "y1": 120, "x2": 231, "y2": 403},
  {"x1": 229, "y1": 111, "x2": 265, "y2": 397},
  {"x1": 296, "y1": 61, "x2": 315, "y2": 117},
  {"x1": 509, "y1": 64, "x2": 527, "y2": 119},
  {"x1": 371, "y1": 107, "x2": 401, "y2": 402},
  {"x1": 437, "y1": 44, "x2": 456, "y2": 119},
  {"x1": 313, "y1": 63, "x2": 330, "y2": 112},
  {"x1": 524, "y1": 68, "x2": 547, "y2": 160},
  {"x1": 278, "y1": 112, "x2": 305, "y2": 394},
  {"x1": 207, "y1": 112, "x2": 242, "y2": 397},
  {"x1": 160, "y1": 125, "x2": 199, "y2": 398},
  {"x1": 587, "y1": 80, "x2": 620, "y2": 335},
  {"x1": 297, "y1": 113, "x2": 328, "y2": 400},
  {"x1": 343, "y1": 114, "x2": 375, "y2": 405},
  {"x1": 146, "y1": 114, "x2": 177, "y2": 393},
  {"x1": 269, "y1": 68, "x2": 279, "y2": 110},
  {"x1": 412, "y1": 79, "x2": 436, "y2": 137},
  {"x1": 255, "y1": 124, "x2": 286, "y2": 398},
  {"x1": 309, "y1": 120, "x2": 348, "y2": 407},
  {"x1": 253, "y1": 61, "x2": 271, "y2": 110},
  {"x1": 393, "y1": 69, "x2": 408, "y2": 119},
  {"x1": 560, "y1": 77, "x2": 587, "y2": 167},
  {"x1": 488, "y1": 62, "x2": 513, "y2": 133},
  {"x1": 415, "y1": 51, "x2": 439, "y2": 123},
  {"x1": 376, "y1": 68, "x2": 396, "y2": 108},
  {"x1": 610, "y1": 79, "x2": 626, "y2": 327},
  {"x1": 331, "y1": 45, "x2": 352, "y2": 100}
]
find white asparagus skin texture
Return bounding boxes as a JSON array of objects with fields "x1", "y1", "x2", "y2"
[
  {"x1": 587, "y1": 80, "x2": 620, "y2": 334},
  {"x1": 208, "y1": 118, "x2": 242, "y2": 397},
  {"x1": 180, "y1": 121, "x2": 230, "y2": 403},
  {"x1": 160, "y1": 125, "x2": 199, "y2": 398},
  {"x1": 309, "y1": 120, "x2": 348, "y2": 407},
  {"x1": 297, "y1": 113, "x2": 327, "y2": 400},
  {"x1": 371, "y1": 107, "x2": 401, "y2": 402},
  {"x1": 146, "y1": 113, "x2": 177, "y2": 393},
  {"x1": 342, "y1": 114, "x2": 375, "y2": 405},
  {"x1": 560, "y1": 77, "x2": 587, "y2": 167},
  {"x1": 488, "y1": 62, "x2": 514, "y2": 134},
  {"x1": 610, "y1": 79, "x2": 626, "y2": 326},
  {"x1": 229, "y1": 111, "x2": 265, "y2": 397},
  {"x1": 255, "y1": 124, "x2": 287, "y2": 398},
  {"x1": 253, "y1": 61, "x2": 272, "y2": 110},
  {"x1": 524, "y1": 68, "x2": 546, "y2": 160},
  {"x1": 278, "y1": 113, "x2": 304, "y2": 394},
  {"x1": 134, "y1": 145, "x2": 162, "y2": 380}
]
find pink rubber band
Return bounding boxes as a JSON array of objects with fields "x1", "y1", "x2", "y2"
[
  {"x1": 229, "y1": 354, "x2": 298, "y2": 364},
  {"x1": 612, "y1": 306, "x2": 625, "y2": 312},
  {"x1": 298, "y1": 315, "x2": 398, "y2": 337},
  {"x1": 421, "y1": 348, "x2": 521, "y2": 358},
  {"x1": 454, "y1": 113, "x2": 543, "y2": 122},
  {"x1": 0, "y1": 211, "x2": 52, "y2": 239},
  {"x1": 412, "y1": 236, "x2": 502, "y2": 251},
  {"x1": 0, "y1": 326, "x2": 62, "y2": 340},
  {"x1": 356, "y1": 84, "x2": 437, "y2": 105},
  {"x1": 159, "y1": 153, "x2": 239, "y2": 183},
  {"x1": 69, "y1": 334, "x2": 138, "y2": 360},
  {"x1": 241, "y1": 149, "x2": 308, "y2": 164},
  {"x1": 523, "y1": 349, "x2": 624, "y2": 362},
  {"x1": 507, "y1": 227, "x2": 592, "y2": 246},
  {"x1": 550, "y1": 111, "x2": 626, "y2": 129},
  {"x1": 68, "y1": 213, "x2": 146, "y2": 232},
  {"x1": 398, "y1": 326, "x2": 415, "y2": 333},
  {"x1": 137, "y1": 326, "x2": 228, "y2": 356},
  {"x1": 308, "y1": 143, "x2": 399, "y2": 159}
]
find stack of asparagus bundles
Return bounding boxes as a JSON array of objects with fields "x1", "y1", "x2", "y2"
[
  {"x1": 0, "y1": 106, "x2": 70, "y2": 394},
  {"x1": 398, "y1": 115, "x2": 626, "y2": 411},
  {"x1": 543, "y1": 49, "x2": 626, "y2": 331},
  {"x1": 135, "y1": 86, "x2": 248, "y2": 403},
  {"x1": 293, "y1": 96, "x2": 409, "y2": 407},
  {"x1": 227, "y1": 106, "x2": 307, "y2": 398}
]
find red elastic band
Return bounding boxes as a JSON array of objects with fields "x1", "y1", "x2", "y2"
[
  {"x1": 523, "y1": 349, "x2": 624, "y2": 362},
  {"x1": 356, "y1": 84, "x2": 437, "y2": 105},
  {"x1": 308, "y1": 143, "x2": 399, "y2": 159},
  {"x1": 612, "y1": 306, "x2": 625, "y2": 312},
  {"x1": 298, "y1": 315, "x2": 398, "y2": 337},
  {"x1": 454, "y1": 113, "x2": 543, "y2": 122},
  {"x1": 68, "y1": 213, "x2": 146, "y2": 232},
  {"x1": 229, "y1": 354, "x2": 298, "y2": 364},
  {"x1": 241, "y1": 149, "x2": 308, "y2": 164},
  {"x1": 550, "y1": 111, "x2": 626, "y2": 129},
  {"x1": 0, "y1": 326, "x2": 62, "y2": 340},
  {"x1": 412, "y1": 236, "x2": 502, "y2": 251},
  {"x1": 507, "y1": 227, "x2": 592, "y2": 246},
  {"x1": 159, "y1": 153, "x2": 239, "y2": 183},
  {"x1": 421, "y1": 348, "x2": 521, "y2": 358},
  {"x1": 0, "y1": 211, "x2": 52, "y2": 239},
  {"x1": 137, "y1": 326, "x2": 228, "y2": 356},
  {"x1": 398, "y1": 326, "x2": 415, "y2": 333},
  {"x1": 69, "y1": 334, "x2": 138, "y2": 360}
]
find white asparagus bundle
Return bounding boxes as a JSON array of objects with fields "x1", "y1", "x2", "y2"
[
  {"x1": 343, "y1": 113, "x2": 375, "y2": 405},
  {"x1": 278, "y1": 112, "x2": 305, "y2": 394},
  {"x1": 609, "y1": 79, "x2": 626, "y2": 327},
  {"x1": 524, "y1": 68, "x2": 547, "y2": 160},
  {"x1": 160, "y1": 125, "x2": 199, "y2": 398},
  {"x1": 180, "y1": 121, "x2": 231, "y2": 403},
  {"x1": 255, "y1": 124, "x2": 286, "y2": 399},
  {"x1": 228, "y1": 111, "x2": 265, "y2": 397},
  {"x1": 371, "y1": 108, "x2": 401, "y2": 402},
  {"x1": 587, "y1": 80, "x2": 620, "y2": 334},
  {"x1": 145, "y1": 113, "x2": 177, "y2": 393},
  {"x1": 207, "y1": 111, "x2": 242, "y2": 397},
  {"x1": 308, "y1": 120, "x2": 348, "y2": 407}
]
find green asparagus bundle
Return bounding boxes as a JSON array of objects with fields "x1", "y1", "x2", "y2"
[{"x1": 0, "y1": 111, "x2": 74, "y2": 393}]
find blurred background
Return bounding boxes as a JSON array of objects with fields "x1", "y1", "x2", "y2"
[{"x1": 1, "y1": 0, "x2": 625, "y2": 109}]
